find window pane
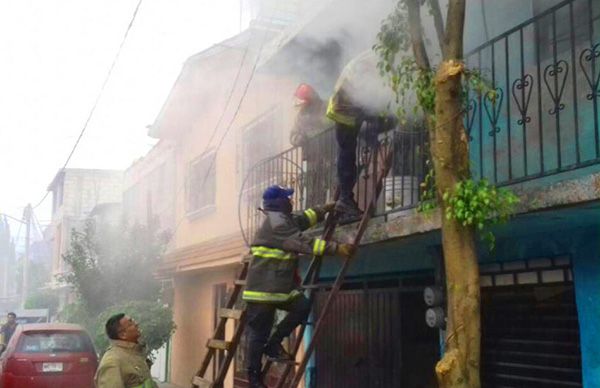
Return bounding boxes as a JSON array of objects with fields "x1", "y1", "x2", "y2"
[{"x1": 18, "y1": 331, "x2": 94, "y2": 353}]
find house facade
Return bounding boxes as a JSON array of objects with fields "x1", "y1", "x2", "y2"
[
  {"x1": 157, "y1": 0, "x2": 600, "y2": 387},
  {"x1": 150, "y1": 17, "x2": 305, "y2": 385}
]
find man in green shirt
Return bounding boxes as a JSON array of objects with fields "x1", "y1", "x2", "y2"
[
  {"x1": 0, "y1": 312, "x2": 18, "y2": 348},
  {"x1": 95, "y1": 313, "x2": 157, "y2": 388}
]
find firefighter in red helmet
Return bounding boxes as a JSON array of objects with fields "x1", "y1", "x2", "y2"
[{"x1": 290, "y1": 83, "x2": 330, "y2": 147}]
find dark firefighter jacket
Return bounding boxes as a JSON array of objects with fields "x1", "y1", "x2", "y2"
[{"x1": 242, "y1": 206, "x2": 337, "y2": 303}]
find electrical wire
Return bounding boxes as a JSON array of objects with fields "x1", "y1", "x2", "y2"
[
  {"x1": 164, "y1": 27, "x2": 271, "y2": 251},
  {"x1": 148, "y1": 28, "x2": 255, "y2": 222},
  {"x1": 33, "y1": 0, "x2": 144, "y2": 209}
]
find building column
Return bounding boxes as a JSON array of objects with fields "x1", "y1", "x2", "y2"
[{"x1": 571, "y1": 227, "x2": 600, "y2": 388}]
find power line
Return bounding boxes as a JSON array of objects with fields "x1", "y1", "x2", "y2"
[
  {"x1": 165, "y1": 27, "x2": 270, "y2": 251},
  {"x1": 33, "y1": 0, "x2": 144, "y2": 210},
  {"x1": 149, "y1": 29, "x2": 255, "y2": 222},
  {"x1": 31, "y1": 209, "x2": 45, "y2": 240}
]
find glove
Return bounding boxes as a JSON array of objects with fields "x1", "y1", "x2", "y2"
[
  {"x1": 322, "y1": 202, "x2": 336, "y2": 213},
  {"x1": 337, "y1": 243, "x2": 356, "y2": 259}
]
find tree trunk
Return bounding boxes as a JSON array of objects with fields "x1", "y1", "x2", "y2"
[
  {"x1": 431, "y1": 60, "x2": 481, "y2": 388},
  {"x1": 404, "y1": 0, "x2": 480, "y2": 385}
]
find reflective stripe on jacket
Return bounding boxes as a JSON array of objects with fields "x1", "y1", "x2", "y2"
[
  {"x1": 243, "y1": 207, "x2": 337, "y2": 303},
  {"x1": 326, "y1": 92, "x2": 361, "y2": 128}
]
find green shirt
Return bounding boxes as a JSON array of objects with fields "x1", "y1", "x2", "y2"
[{"x1": 95, "y1": 340, "x2": 157, "y2": 388}]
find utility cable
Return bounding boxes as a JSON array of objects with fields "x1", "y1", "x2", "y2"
[
  {"x1": 164, "y1": 27, "x2": 270, "y2": 251},
  {"x1": 149, "y1": 29, "x2": 255, "y2": 223},
  {"x1": 33, "y1": 0, "x2": 144, "y2": 209}
]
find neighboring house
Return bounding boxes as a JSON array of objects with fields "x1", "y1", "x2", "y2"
[
  {"x1": 0, "y1": 217, "x2": 18, "y2": 312},
  {"x1": 123, "y1": 140, "x2": 176, "y2": 233},
  {"x1": 149, "y1": 1, "x2": 333, "y2": 384},
  {"x1": 151, "y1": 26, "x2": 293, "y2": 387},
  {"x1": 46, "y1": 168, "x2": 123, "y2": 305}
]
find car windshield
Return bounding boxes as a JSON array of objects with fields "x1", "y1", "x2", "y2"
[{"x1": 17, "y1": 331, "x2": 94, "y2": 353}]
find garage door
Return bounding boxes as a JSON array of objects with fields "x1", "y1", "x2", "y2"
[{"x1": 480, "y1": 257, "x2": 582, "y2": 387}]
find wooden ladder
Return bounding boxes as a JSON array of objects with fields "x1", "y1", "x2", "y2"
[
  {"x1": 269, "y1": 134, "x2": 395, "y2": 388},
  {"x1": 192, "y1": 125, "x2": 394, "y2": 388},
  {"x1": 191, "y1": 255, "x2": 250, "y2": 388}
]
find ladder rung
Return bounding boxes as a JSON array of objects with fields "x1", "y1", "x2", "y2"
[
  {"x1": 207, "y1": 339, "x2": 232, "y2": 351},
  {"x1": 234, "y1": 279, "x2": 247, "y2": 286},
  {"x1": 220, "y1": 308, "x2": 243, "y2": 320},
  {"x1": 192, "y1": 376, "x2": 212, "y2": 387}
]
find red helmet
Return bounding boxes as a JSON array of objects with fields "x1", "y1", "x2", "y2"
[{"x1": 294, "y1": 83, "x2": 316, "y2": 104}]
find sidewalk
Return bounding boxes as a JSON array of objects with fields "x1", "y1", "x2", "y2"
[{"x1": 158, "y1": 383, "x2": 185, "y2": 388}]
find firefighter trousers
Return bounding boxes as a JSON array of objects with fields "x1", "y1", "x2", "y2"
[{"x1": 245, "y1": 294, "x2": 311, "y2": 373}]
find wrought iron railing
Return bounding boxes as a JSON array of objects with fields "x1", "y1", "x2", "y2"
[
  {"x1": 239, "y1": 0, "x2": 600, "y2": 242},
  {"x1": 239, "y1": 125, "x2": 428, "y2": 244},
  {"x1": 464, "y1": 0, "x2": 600, "y2": 186}
]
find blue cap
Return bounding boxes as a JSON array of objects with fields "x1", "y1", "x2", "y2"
[{"x1": 263, "y1": 185, "x2": 294, "y2": 201}]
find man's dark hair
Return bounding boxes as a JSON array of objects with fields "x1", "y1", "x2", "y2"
[
  {"x1": 7, "y1": 312, "x2": 15, "y2": 318},
  {"x1": 105, "y1": 313, "x2": 125, "y2": 340}
]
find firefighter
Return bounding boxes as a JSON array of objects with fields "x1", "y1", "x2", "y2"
[
  {"x1": 290, "y1": 83, "x2": 329, "y2": 147},
  {"x1": 243, "y1": 185, "x2": 356, "y2": 388},
  {"x1": 326, "y1": 50, "x2": 397, "y2": 222},
  {"x1": 290, "y1": 83, "x2": 333, "y2": 205}
]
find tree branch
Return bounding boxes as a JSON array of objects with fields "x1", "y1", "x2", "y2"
[
  {"x1": 427, "y1": 0, "x2": 447, "y2": 57},
  {"x1": 406, "y1": 0, "x2": 431, "y2": 70},
  {"x1": 445, "y1": 0, "x2": 466, "y2": 59}
]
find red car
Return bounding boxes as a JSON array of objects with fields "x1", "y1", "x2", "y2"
[{"x1": 0, "y1": 323, "x2": 98, "y2": 388}]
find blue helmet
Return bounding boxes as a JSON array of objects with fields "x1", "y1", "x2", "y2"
[
  {"x1": 262, "y1": 185, "x2": 294, "y2": 212},
  {"x1": 262, "y1": 185, "x2": 294, "y2": 201}
]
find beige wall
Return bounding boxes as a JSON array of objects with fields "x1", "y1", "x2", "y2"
[
  {"x1": 170, "y1": 266, "x2": 237, "y2": 387},
  {"x1": 156, "y1": 28, "x2": 303, "y2": 386}
]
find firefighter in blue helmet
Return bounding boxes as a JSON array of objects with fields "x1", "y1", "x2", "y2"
[{"x1": 243, "y1": 185, "x2": 356, "y2": 388}]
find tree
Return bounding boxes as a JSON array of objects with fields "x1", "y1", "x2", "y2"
[
  {"x1": 25, "y1": 290, "x2": 60, "y2": 317},
  {"x1": 95, "y1": 301, "x2": 175, "y2": 360},
  {"x1": 374, "y1": 1, "x2": 517, "y2": 387},
  {"x1": 60, "y1": 219, "x2": 175, "y2": 356}
]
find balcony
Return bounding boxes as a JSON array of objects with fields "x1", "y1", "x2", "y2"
[
  {"x1": 465, "y1": 0, "x2": 600, "y2": 186},
  {"x1": 241, "y1": 0, "x2": 600, "y2": 243},
  {"x1": 240, "y1": 124, "x2": 428, "y2": 243}
]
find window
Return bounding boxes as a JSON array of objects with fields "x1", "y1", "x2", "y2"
[
  {"x1": 187, "y1": 151, "x2": 216, "y2": 216},
  {"x1": 241, "y1": 108, "x2": 282, "y2": 180},
  {"x1": 18, "y1": 331, "x2": 94, "y2": 353}
]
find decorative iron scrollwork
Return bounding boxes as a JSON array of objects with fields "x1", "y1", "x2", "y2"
[
  {"x1": 543, "y1": 60, "x2": 569, "y2": 115},
  {"x1": 464, "y1": 98, "x2": 476, "y2": 141},
  {"x1": 512, "y1": 74, "x2": 533, "y2": 125},
  {"x1": 579, "y1": 43, "x2": 600, "y2": 100},
  {"x1": 484, "y1": 87, "x2": 503, "y2": 136}
]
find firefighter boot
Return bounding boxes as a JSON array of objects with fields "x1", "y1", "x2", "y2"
[
  {"x1": 264, "y1": 342, "x2": 295, "y2": 364},
  {"x1": 248, "y1": 370, "x2": 267, "y2": 388},
  {"x1": 335, "y1": 197, "x2": 363, "y2": 224}
]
